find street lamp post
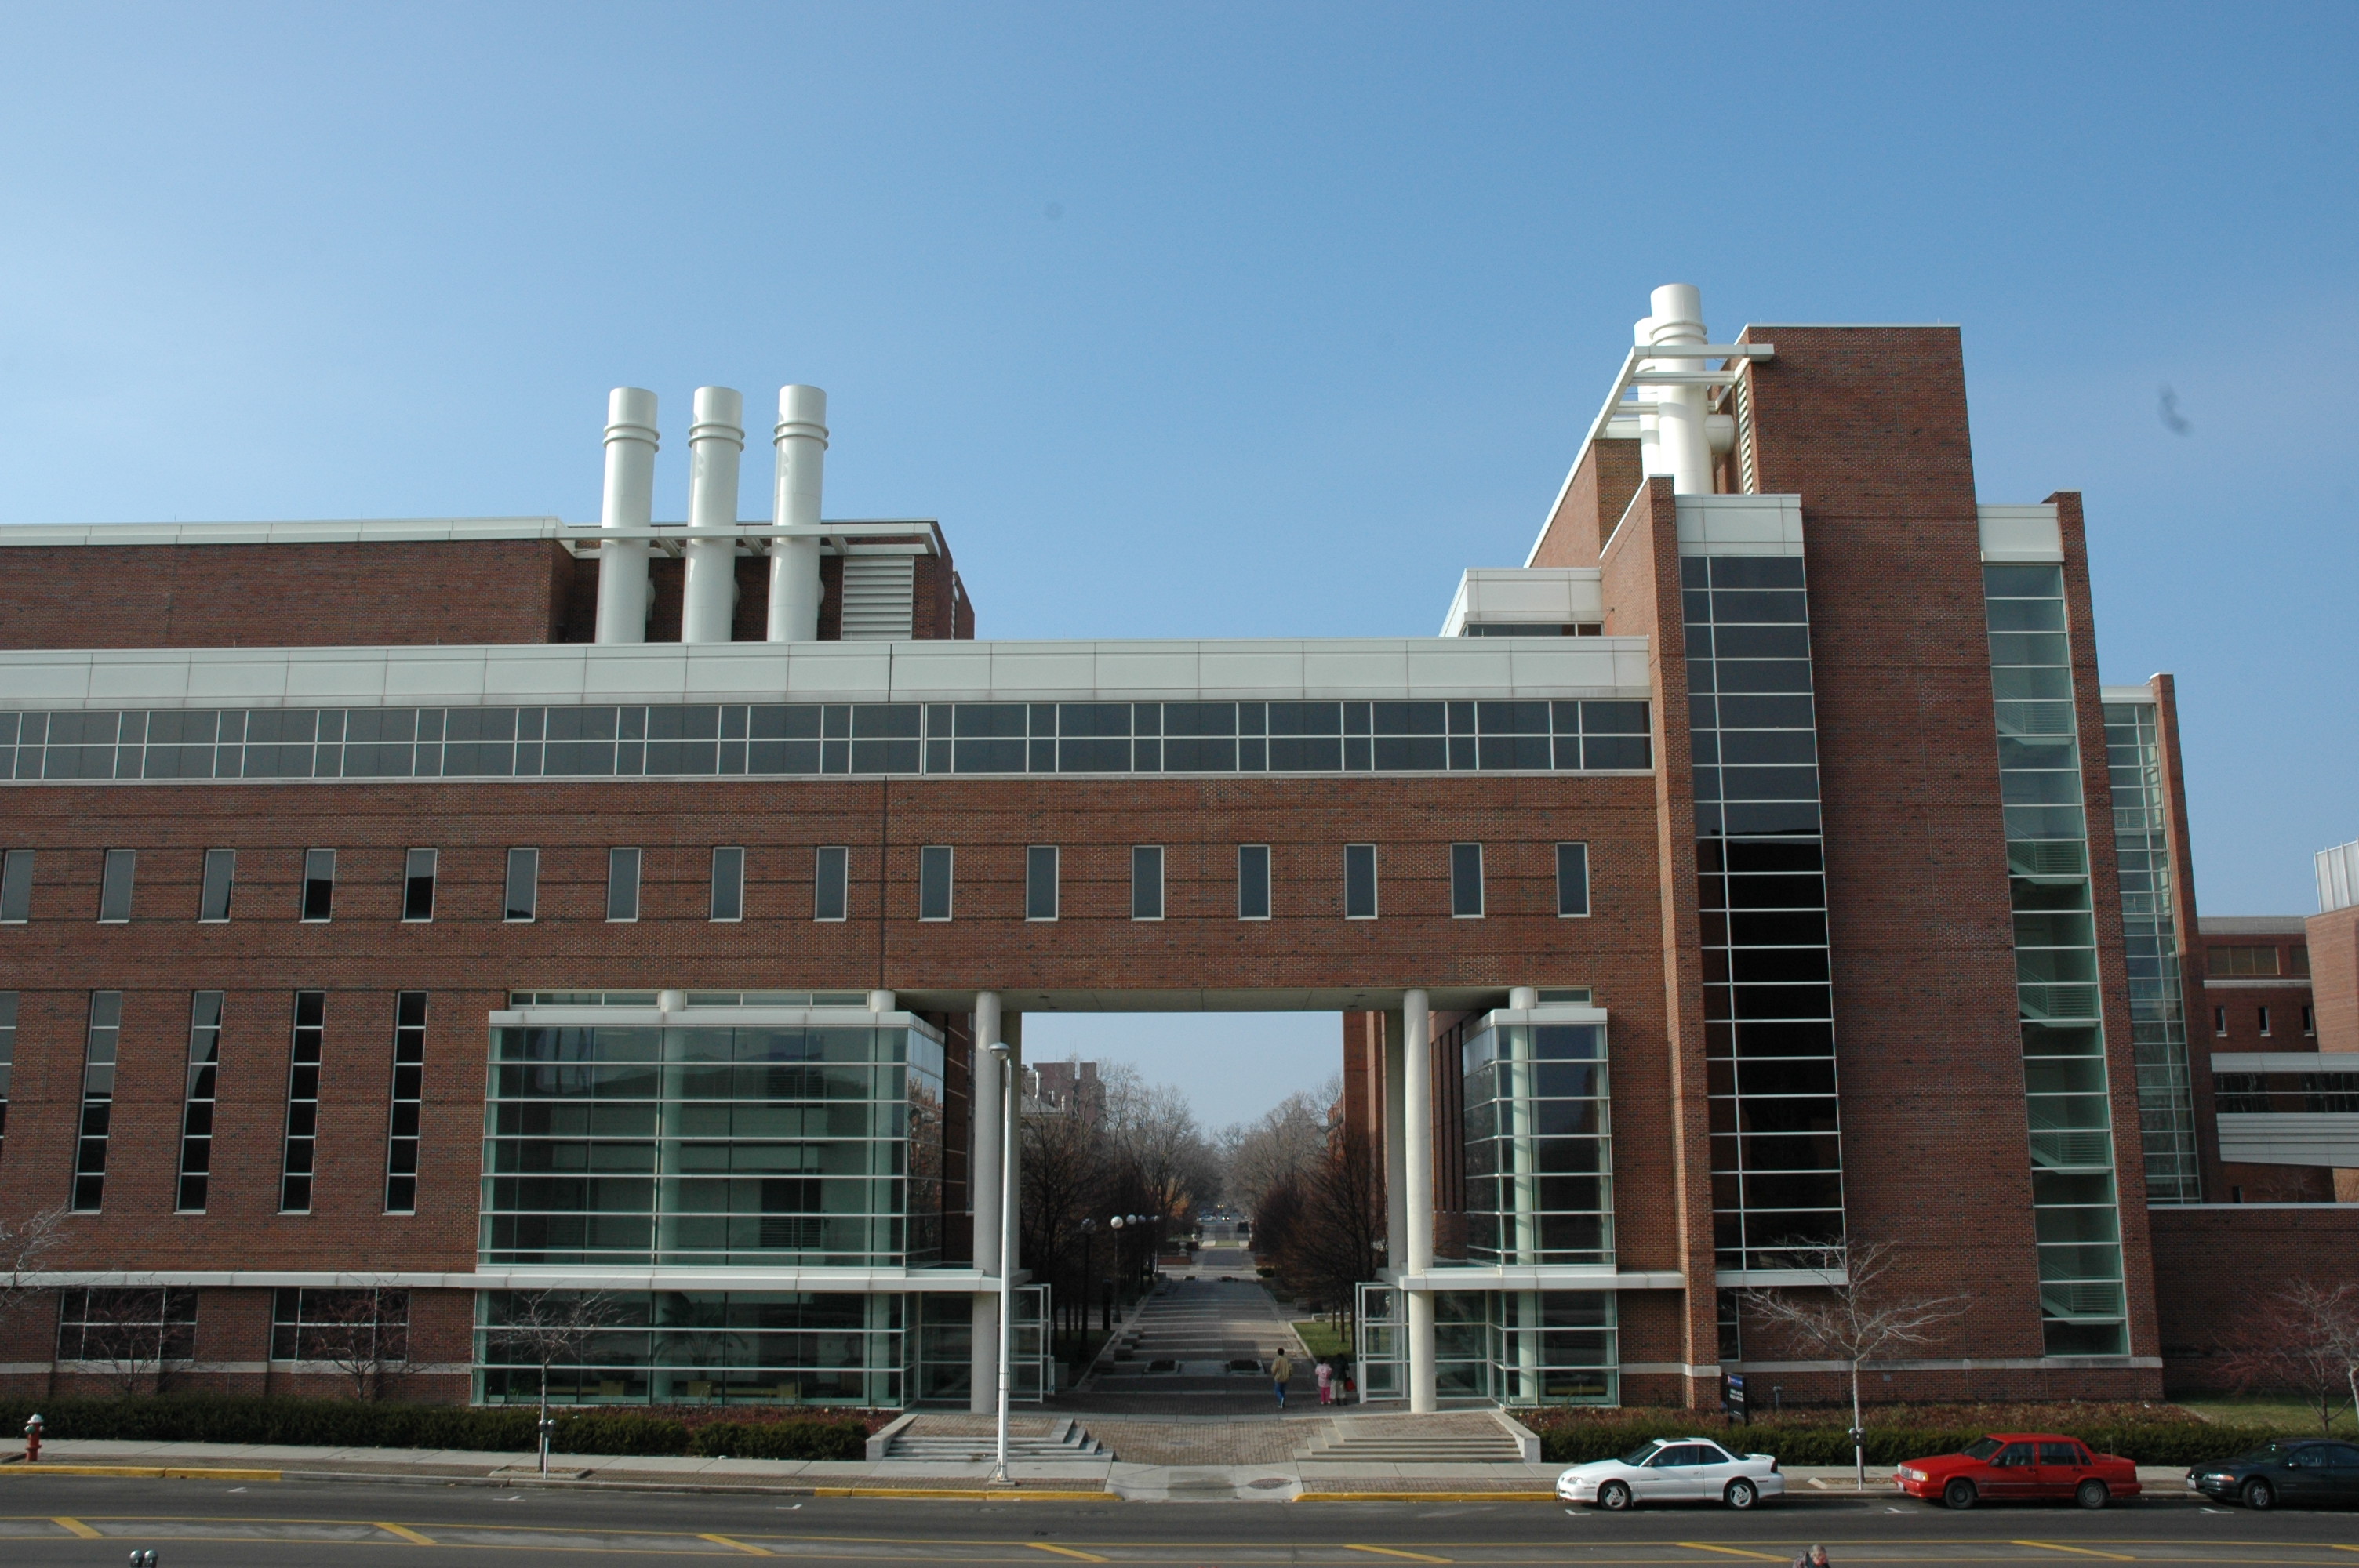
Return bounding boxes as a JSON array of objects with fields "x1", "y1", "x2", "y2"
[
  {"x1": 1077, "y1": 1218, "x2": 1096, "y2": 1347},
  {"x1": 988, "y1": 1037, "x2": 1015, "y2": 1488}
]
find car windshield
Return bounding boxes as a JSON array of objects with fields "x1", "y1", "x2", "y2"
[
  {"x1": 1620, "y1": 1442, "x2": 1666, "y2": 1465},
  {"x1": 1960, "y1": 1438, "x2": 2005, "y2": 1461},
  {"x1": 2238, "y1": 1443, "x2": 2296, "y2": 1462}
]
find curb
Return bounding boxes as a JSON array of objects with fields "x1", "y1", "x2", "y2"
[
  {"x1": 0, "y1": 1465, "x2": 283, "y2": 1481},
  {"x1": 1296, "y1": 1490, "x2": 1556, "y2": 1503}
]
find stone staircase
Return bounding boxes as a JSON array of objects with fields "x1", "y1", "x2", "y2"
[
  {"x1": 1297, "y1": 1413, "x2": 1532, "y2": 1465},
  {"x1": 888, "y1": 1417, "x2": 1108, "y2": 1462}
]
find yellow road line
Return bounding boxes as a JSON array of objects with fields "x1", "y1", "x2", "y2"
[
  {"x1": 52, "y1": 1515, "x2": 102, "y2": 1538},
  {"x1": 1346, "y1": 1547, "x2": 1452, "y2": 1564},
  {"x1": 699, "y1": 1533, "x2": 772, "y2": 1556},
  {"x1": 377, "y1": 1522, "x2": 438, "y2": 1545},
  {"x1": 809, "y1": 1486, "x2": 1110, "y2": 1501},
  {"x1": 1026, "y1": 1545, "x2": 1110, "y2": 1563},
  {"x1": 2014, "y1": 1542, "x2": 2135, "y2": 1561},
  {"x1": 1679, "y1": 1545, "x2": 1786, "y2": 1562}
]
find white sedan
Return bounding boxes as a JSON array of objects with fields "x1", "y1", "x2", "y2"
[{"x1": 1556, "y1": 1436, "x2": 1786, "y2": 1510}]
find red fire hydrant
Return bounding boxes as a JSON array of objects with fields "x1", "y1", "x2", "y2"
[{"x1": 23, "y1": 1414, "x2": 43, "y2": 1464}]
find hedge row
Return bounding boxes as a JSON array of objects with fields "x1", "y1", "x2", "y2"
[
  {"x1": 0, "y1": 1396, "x2": 867, "y2": 1461},
  {"x1": 1530, "y1": 1416, "x2": 2288, "y2": 1468}
]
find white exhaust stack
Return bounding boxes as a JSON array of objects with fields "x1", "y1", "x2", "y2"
[
  {"x1": 681, "y1": 386, "x2": 745, "y2": 643},
  {"x1": 1635, "y1": 283, "x2": 1714, "y2": 495},
  {"x1": 766, "y1": 384, "x2": 828, "y2": 641},
  {"x1": 594, "y1": 387, "x2": 660, "y2": 644}
]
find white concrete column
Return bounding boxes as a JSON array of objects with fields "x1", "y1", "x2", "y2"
[
  {"x1": 594, "y1": 387, "x2": 658, "y2": 644},
  {"x1": 968, "y1": 993, "x2": 1003, "y2": 1414},
  {"x1": 766, "y1": 384, "x2": 827, "y2": 641},
  {"x1": 1508, "y1": 986, "x2": 1539, "y2": 1011},
  {"x1": 1381, "y1": 1009, "x2": 1408, "y2": 1279},
  {"x1": 1403, "y1": 988, "x2": 1437, "y2": 1413},
  {"x1": 681, "y1": 386, "x2": 743, "y2": 644},
  {"x1": 867, "y1": 989, "x2": 896, "y2": 1014}
]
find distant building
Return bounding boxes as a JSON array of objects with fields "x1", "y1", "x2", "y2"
[{"x1": 1027, "y1": 1059, "x2": 1103, "y2": 1123}]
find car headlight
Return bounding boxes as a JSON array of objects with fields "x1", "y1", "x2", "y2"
[
  {"x1": 1900, "y1": 1468, "x2": 1928, "y2": 1482},
  {"x1": 2201, "y1": 1472, "x2": 2231, "y2": 1484}
]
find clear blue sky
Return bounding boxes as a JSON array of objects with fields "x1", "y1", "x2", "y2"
[{"x1": 3, "y1": 4, "x2": 2352, "y2": 1122}]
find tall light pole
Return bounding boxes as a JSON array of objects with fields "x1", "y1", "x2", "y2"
[
  {"x1": 1077, "y1": 1218, "x2": 1096, "y2": 1345},
  {"x1": 989, "y1": 1036, "x2": 1015, "y2": 1487}
]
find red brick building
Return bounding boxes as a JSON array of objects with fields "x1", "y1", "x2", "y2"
[{"x1": 0, "y1": 289, "x2": 2340, "y2": 1413}]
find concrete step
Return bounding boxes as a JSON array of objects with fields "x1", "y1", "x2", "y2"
[
  {"x1": 889, "y1": 1422, "x2": 1108, "y2": 1463},
  {"x1": 1299, "y1": 1434, "x2": 1526, "y2": 1463}
]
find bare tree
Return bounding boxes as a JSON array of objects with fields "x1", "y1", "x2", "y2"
[
  {"x1": 487, "y1": 1290, "x2": 625, "y2": 1475},
  {"x1": 297, "y1": 1284, "x2": 411, "y2": 1402},
  {"x1": 1270, "y1": 1128, "x2": 1387, "y2": 1323},
  {"x1": 1738, "y1": 1240, "x2": 1972, "y2": 1486},
  {"x1": 1217, "y1": 1087, "x2": 1332, "y2": 1218},
  {"x1": 0, "y1": 1203, "x2": 68, "y2": 1327},
  {"x1": 2217, "y1": 1279, "x2": 2359, "y2": 1434}
]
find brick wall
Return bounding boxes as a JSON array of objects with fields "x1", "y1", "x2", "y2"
[
  {"x1": 2149, "y1": 1204, "x2": 2359, "y2": 1389},
  {"x1": 0, "y1": 541, "x2": 576, "y2": 649},
  {"x1": 1739, "y1": 326, "x2": 2060, "y2": 1369},
  {"x1": 2313, "y1": 908, "x2": 2359, "y2": 1055}
]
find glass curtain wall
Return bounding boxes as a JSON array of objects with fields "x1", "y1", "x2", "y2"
[
  {"x1": 1462, "y1": 1020, "x2": 1612, "y2": 1265},
  {"x1": 482, "y1": 1022, "x2": 945, "y2": 1269},
  {"x1": 1434, "y1": 1291, "x2": 1616, "y2": 1405},
  {"x1": 1682, "y1": 552, "x2": 1846, "y2": 1268},
  {"x1": 2104, "y1": 700, "x2": 2201, "y2": 1204},
  {"x1": 1983, "y1": 564, "x2": 2129, "y2": 1355}
]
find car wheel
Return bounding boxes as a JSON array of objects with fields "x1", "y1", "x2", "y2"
[
  {"x1": 1943, "y1": 1479, "x2": 1977, "y2": 1511},
  {"x1": 2075, "y1": 1479, "x2": 2109, "y2": 1510},
  {"x1": 1725, "y1": 1479, "x2": 1758, "y2": 1510},
  {"x1": 1598, "y1": 1481, "x2": 1634, "y2": 1512},
  {"x1": 2243, "y1": 1479, "x2": 2275, "y2": 1512}
]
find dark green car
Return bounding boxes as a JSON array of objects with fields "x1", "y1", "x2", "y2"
[{"x1": 2187, "y1": 1440, "x2": 2359, "y2": 1509}]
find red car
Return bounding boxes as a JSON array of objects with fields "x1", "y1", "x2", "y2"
[{"x1": 1895, "y1": 1434, "x2": 2142, "y2": 1510}]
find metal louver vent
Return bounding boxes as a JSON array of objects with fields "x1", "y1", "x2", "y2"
[
  {"x1": 839, "y1": 554, "x2": 915, "y2": 641},
  {"x1": 1733, "y1": 368, "x2": 1758, "y2": 495}
]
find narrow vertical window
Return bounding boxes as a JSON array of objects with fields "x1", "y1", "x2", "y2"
[
  {"x1": 0, "y1": 848, "x2": 31, "y2": 923},
  {"x1": 606, "y1": 848, "x2": 642, "y2": 922},
  {"x1": 1450, "y1": 843, "x2": 1485, "y2": 918},
  {"x1": 2214, "y1": 1006, "x2": 2227, "y2": 1036},
  {"x1": 710, "y1": 847, "x2": 745, "y2": 922},
  {"x1": 98, "y1": 848, "x2": 136, "y2": 923},
  {"x1": 400, "y1": 849, "x2": 437, "y2": 922},
  {"x1": 2306, "y1": 1004, "x2": 2317, "y2": 1036},
  {"x1": 199, "y1": 848, "x2": 236, "y2": 922},
  {"x1": 1343, "y1": 844, "x2": 1379, "y2": 919},
  {"x1": 815, "y1": 846, "x2": 849, "y2": 922},
  {"x1": 1237, "y1": 844, "x2": 1271, "y2": 920},
  {"x1": 1027, "y1": 845, "x2": 1060, "y2": 921},
  {"x1": 300, "y1": 849, "x2": 336, "y2": 922},
  {"x1": 176, "y1": 992, "x2": 223, "y2": 1211},
  {"x1": 1132, "y1": 846, "x2": 1165, "y2": 920},
  {"x1": 1555, "y1": 842, "x2": 1590, "y2": 917},
  {"x1": 281, "y1": 990, "x2": 325, "y2": 1214},
  {"x1": 503, "y1": 848, "x2": 538, "y2": 922},
  {"x1": 2258, "y1": 1007, "x2": 2272, "y2": 1037},
  {"x1": 384, "y1": 992, "x2": 426, "y2": 1214},
  {"x1": 0, "y1": 992, "x2": 16, "y2": 1164},
  {"x1": 918, "y1": 846, "x2": 954, "y2": 921},
  {"x1": 73, "y1": 991, "x2": 122, "y2": 1211}
]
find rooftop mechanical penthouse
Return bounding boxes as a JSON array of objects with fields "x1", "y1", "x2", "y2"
[{"x1": 0, "y1": 286, "x2": 2290, "y2": 1411}]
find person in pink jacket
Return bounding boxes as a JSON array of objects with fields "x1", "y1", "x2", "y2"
[{"x1": 1316, "y1": 1358, "x2": 1335, "y2": 1406}]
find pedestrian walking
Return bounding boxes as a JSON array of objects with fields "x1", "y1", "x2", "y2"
[
  {"x1": 1271, "y1": 1351, "x2": 1293, "y2": 1409},
  {"x1": 1315, "y1": 1358, "x2": 1334, "y2": 1406}
]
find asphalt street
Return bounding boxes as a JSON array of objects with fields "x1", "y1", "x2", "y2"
[{"x1": 3, "y1": 1475, "x2": 2357, "y2": 1565}]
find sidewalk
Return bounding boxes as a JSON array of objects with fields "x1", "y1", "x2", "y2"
[{"x1": 1, "y1": 1440, "x2": 2200, "y2": 1503}]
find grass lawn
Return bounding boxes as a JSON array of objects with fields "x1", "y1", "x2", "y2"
[
  {"x1": 1292, "y1": 1319, "x2": 1351, "y2": 1359},
  {"x1": 2173, "y1": 1393, "x2": 2357, "y2": 1433}
]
